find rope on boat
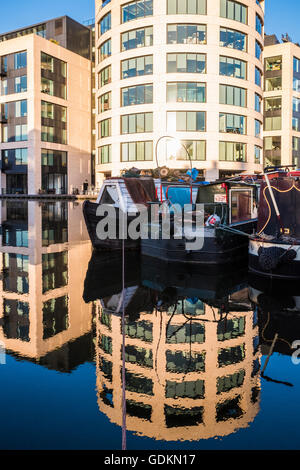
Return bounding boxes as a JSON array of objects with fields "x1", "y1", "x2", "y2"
[{"x1": 217, "y1": 224, "x2": 253, "y2": 238}]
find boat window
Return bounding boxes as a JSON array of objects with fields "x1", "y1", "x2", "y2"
[
  {"x1": 230, "y1": 189, "x2": 252, "y2": 223},
  {"x1": 100, "y1": 185, "x2": 119, "y2": 205}
]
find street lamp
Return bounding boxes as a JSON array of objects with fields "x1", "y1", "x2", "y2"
[
  {"x1": 155, "y1": 135, "x2": 192, "y2": 177},
  {"x1": 155, "y1": 135, "x2": 194, "y2": 203}
]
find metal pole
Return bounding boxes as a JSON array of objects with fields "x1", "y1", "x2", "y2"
[{"x1": 264, "y1": 172, "x2": 283, "y2": 235}]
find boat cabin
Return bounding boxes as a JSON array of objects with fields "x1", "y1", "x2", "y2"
[{"x1": 196, "y1": 181, "x2": 258, "y2": 225}]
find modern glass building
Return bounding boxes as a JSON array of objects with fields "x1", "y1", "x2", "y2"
[
  {"x1": 263, "y1": 33, "x2": 300, "y2": 169},
  {"x1": 95, "y1": 0, "x2": 264, "y2": 185},
  {"x1": 0, "y1": 17, "x2": 92, "y2": 195}
]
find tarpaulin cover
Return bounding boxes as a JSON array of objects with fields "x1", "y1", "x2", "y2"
[
  {"x1": 124, "y1": 178, "x2": 157, "y2": 205},
  {"x1": 257, "y1": 177, "x2": 300, "y2": 238}
]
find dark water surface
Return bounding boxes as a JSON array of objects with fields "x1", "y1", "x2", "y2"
[{"x1": 0, "y1": 200, "x2": 299, "y2": 450}]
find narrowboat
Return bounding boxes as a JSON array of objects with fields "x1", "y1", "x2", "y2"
[
  {"x1": 249, "y1": 167, "x2": 300, "y2": 279},
  {"x1": 83, "y1": 176, "x2": 157, "y2": 250},
  {"x1": 82, "y1": 173, "x2": 201, "y2": 251},
  {"x1": 141, "y1": 179, "x2": 259, "y2": 266}
]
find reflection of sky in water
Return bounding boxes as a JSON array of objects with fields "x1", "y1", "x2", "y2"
[{"x1": 0, "y1": 353, "x2": 299, "y2": 450}]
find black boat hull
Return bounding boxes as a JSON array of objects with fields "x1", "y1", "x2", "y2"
[
  {"x1": 83, "y1": 200, "x2": 139, "y2": 251},
  {"x1": 249, "y1": 239, "x2": 300, "y2": 280},
  {"x1": 141, "y1": 220, "x2": 255, "y2": 266}
]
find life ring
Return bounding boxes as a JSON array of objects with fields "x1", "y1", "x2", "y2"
[{"x1": 160, "y1": 166, "x2": 170, "y2": 178}]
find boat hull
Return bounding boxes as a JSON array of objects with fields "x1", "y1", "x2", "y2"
[
  {"x1": 83, "y1": 200, "x2": 139, "y2": 251},
  {"x1": 249, "y1": 239, "x2": 300, "y2": 280},
  {"x1": 141, "y1": 220, "x2": 255, "y2": 266}
]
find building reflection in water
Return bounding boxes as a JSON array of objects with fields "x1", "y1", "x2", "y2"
[
  {"x1": 90, "y1": 255, "x2": 261, "y2": 441},
  {"x1": 0, "y1": 200, "x2": 94, "y2": 372}
]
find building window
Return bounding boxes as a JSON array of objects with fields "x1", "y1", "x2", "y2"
[
  {"x1": 41, "y1": 77, "x2": 54, "y2": 96},
  {"x1": 255, "y1": 145, "x2": 262, "y2": 164},
  {"x1": 99, "y1": 145, "x2": 112, "y2": 164},
  {"x1": 15, "y1": 100, "x2": 27, "y2": 118},
  {"x1": 219, "y1": 141, "x2": 246, "y2": 162},
  {"x1": 255, "y1": 67, "x2": 262, "y2": 87},
  {"x1": 99, "y1": 39, "x2": 111, "y2": 62},
  {"x1": 1, "y1": 79, "x2": 8, "y2": 96},
  {"x1": 121, "y1": 112, "x2": 153, "y2": 134},
  {"x1": 99, "y1": 12, "x2": 111, "y2": 36},
  {"x1": 99, "y1": 65, "x2": 111, "y2": 87},
  {"x1": 264, "y1": 116, "x2": 281, "y2": 131},
  {"x1": 255, "y1": 119, "x2": 261, "y2": 138},
  {"x1": 99, "y1": 92, "x2": 111, "y2": 112},
  {"x1": 255, "y1": 93, "x2": 262, "y2": 112},
  {"x1": 14, "y1": 51, "x2": 27, "y2": 70},
  {"x1": 293, "y1": 136, "x2": 300, "y2": 166},
  {"x1": 121, "y1": 26, "x2": 153, "y2": 51},
  {"x1": 14, "y1": 76, "x2": 27, "y2": 93},
  {"x1": 220, "y1": 0, "x2": 247, "y2": 24},
  {"x1": 167, "y1": 0, "x2": 207, "y2": 14},
  {"x1": 99, "y1": 118, "x2": 111, "y2": 138},
  {"x1": 122, "y1": 0, "x2": 153, "y2": 24},
  {"x1": 256, "y1": 14, "x2": 263, "y2": 35},
  {"x1": 293, "y1": 117, "x2": 300, "y2": 132},
  {"x1": 167, "y1": 24, "x2": 206, "y2": 44},
  {"x1": 167, "y1": 53, "x2": 206, "y2": 73},
  {"x1": 294, "y1": 58, "x2": 300, "y2": 92},
  {"x1": 166, "y1": 139, "x2": 206, "y2": 161},
  {"x1": 255, "y1": 40, "x2": 263, "y2": 61},
  {"x1": 1, "y1": 55, "x2": 8, "y2": 72},
  {"x1": 294, "y1": 57, "x2": 300, "y2": 73},
  {"x1": 121, "y1": 141, "x2": 153, "y2": 161},
  {"x1": 219, "y1": 113, "x2": 246, "y2": 135},
  {"x1": 167, "y1": 111, "x2": 206, "y2": 132},
  {"x1": 121, "y1": 84, "x2": 153, "y2": 106},
  {"x1": 265, "y1": 96, "x2": 281, "y2": 112},
  {"x1": 219, "y1": 56, "x2": 246, "y2": 79},
  {"x1": 41, "y1": 53, "x2": 53, "y2": 73},
  {"x1": 41, "y1": 149, "x2": 67, "y2": 167},
  {"x1": 167, "y1": 82, "x2": 206, "y2": 103},
  {"x1": 220, "y1": 27, "x2": 247, "y2": 51},
  {"x1": 265, "y1": 55, "x2": 282, "y2": 72},
  {"x1": 41, "y1": 101, "x2": 67, "y2": 145},
  {"x1": 121, "y1": 55, "x2": 153, "y2": 79},
  {"x1": 16, "y1": 148, "x2": 28, "y2": 165},
  {"x1": 2, "y1": 148, "x2": 28, "y2": 166},
  {"x1": 220, "y1": 84, "x2": 246, "y2": 107},
  {"x1": 15, "y1": 125, "x2": 28, "y2": 142},
  {"x1": 41, "y1": 53, "x2": 67, "y2": 99},
  {"x1": 264, "y1": 136, "x2": 281, "y2": 167},
  {"x1": 2, "y1": 125, "x2": 28, "y2": 142},
  {"x1": 265, "y1": 76, "x2": 282, "y2": 91}
]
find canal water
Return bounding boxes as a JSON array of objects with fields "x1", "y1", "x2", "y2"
[{"x1": 0, "y1": 200, "x2": 299, "y2": 450}]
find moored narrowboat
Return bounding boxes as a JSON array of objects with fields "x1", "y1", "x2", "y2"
[
  {"x1": 249, "y1": 168, "x2": 300, "y2": 279},
  {"x1": 141, "y1": 179, "x2": 259, "y2": 266}
]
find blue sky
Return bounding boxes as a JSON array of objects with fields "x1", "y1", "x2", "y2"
[
  {"x1": 0, "y1": 0, "x2": 298, "y2": 43},
  {"x1": 264, "y1": 0, "x2": 300, "y2": 42},
  {"x1": 0, "y1": 0, "x2": 95, "y2": 33}
]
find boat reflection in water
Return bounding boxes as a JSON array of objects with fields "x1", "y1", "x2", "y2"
[
  {"x1": 249, "y1": 275, "x2": 300, "y2": 377},
  {"x1": 0, "y1": 200, "x2": 94, "y2": 372},
  {"x1": 84, "y1": 252, "x2": 261, "y2": 441}
]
